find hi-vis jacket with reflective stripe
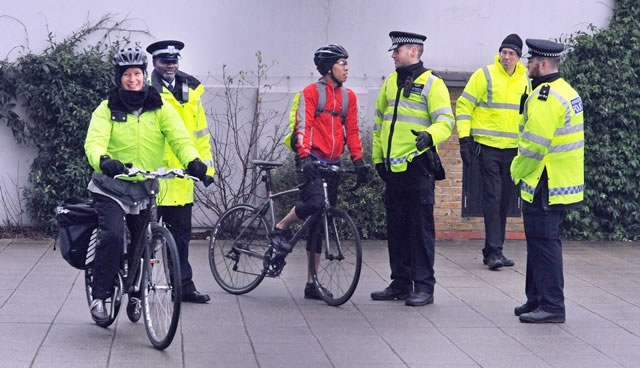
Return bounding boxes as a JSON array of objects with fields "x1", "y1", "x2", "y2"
[
  {"x1": 510, "y1": 78, "x2": 584, "y2": 204},
  {"x1": 85, "y1": 92, "x2": 200, "y2": 182},
  {"x1": 373, "y1": 70, "x2": 454, "y2": 172},
  {"x1": 456, "y1": 55, "x2": 528, "y2": 149},
  {"x1": 149, "y1": 70, "x2": 215, "y2": 206}
]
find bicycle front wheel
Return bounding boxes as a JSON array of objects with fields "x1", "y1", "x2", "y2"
[
  {"x1": 310, "y1": 207, "x2": 362, "y2": 306},
  {"x1": 141, "y1": 226, "x2": 181, "y2": 350},
  {"x1": 209, "y1": 204, "x2": 269, "y2": 295}
]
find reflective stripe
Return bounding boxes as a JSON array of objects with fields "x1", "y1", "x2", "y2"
[
  {"x1": 471, "y1": 128, "x2": 519, "y2": 139},
  {"x1": 393, "y1": 99, "x2": 424, "y2": 111},
  {"x1": 456, "y1": 114, "x2": 472, "y2": 121},
  {"x1": 386, "y1": 152, "x2": 419, "y2": 165},
  {"x1": 375, "y1": 109, "x2": 383, "y2": 120},
  {"x1": 523, "y1": 89, "x2": 541, "y2": 125},
  {"x1": 483, "y1": 66, "x2": 493, "y2": 103},
  {"x1": 438, "y1": 115, "x2": 455, "y2": 130},
  {"x1": 460, "y1": 91, "x2": 477, "y2": 105},
  {"x1": 519, "y1": 125, "x2": 524, "y2": 133},
  {"x1": 521, "y1": 181, "x2": 536, "y2": 195},
  {"x1": 522, "y1": 131, "x2": 551, "y2": 147},
  {"x1": 476, "y1": 101, "x2": 520, "y2": 110},
  {"x1": 203, "y1": 160, "x2": 214, "y2": 167},
  {"x1": 431, "y1": 107, "x2": 452, "y2": 122},
  {"x1": 549, "y1": 140, "x2": 584, "y2": 153},
  {"x1": 297, "y1": 93, "x2": 307, "y2": 139},
  {"x1": 422, "y1": 74, "x2": 436, "y2": 98},
  {"x1": 556, "y1": 123, "x2": 583, "y2": 135},
  {"x1": 383, "y1": 114, "x2": 431, "y2": 127},
  {"x1": 193, "y1": 128, "x2": 209, "y2": 138},
  {"x1": 373, "y1": 122, "x2": 381, "y2": 131},
  {"x1": 519, "y1": 145, "x2": 544, "y2": 161},
  {"x1": 549, "y1": 89, "x2": 572, "y2": 128},
  {"x1": 549, "y1": 184, "x2": 584, "y2": 196}
]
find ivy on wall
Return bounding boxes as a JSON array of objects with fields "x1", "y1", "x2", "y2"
[
  {"x1": 561, "y1": 0, "x2": 640, "y2": 240},
  {"x1": 0, "y1": 17, "x2": 136, "y2": 231}
]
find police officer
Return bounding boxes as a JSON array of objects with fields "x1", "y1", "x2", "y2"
[
  {"x1": 371, "y1": 31, "x2": 454, "y2": 306},
  {"x1": 456, "y1": 34, "x2": 529, "y2": 270},
  {"x1": 511, "y1": 39, "x2": 584, "y2": 323},
  {"x1": 146, "y1": 40, "x2": 215, "y2": 303}
]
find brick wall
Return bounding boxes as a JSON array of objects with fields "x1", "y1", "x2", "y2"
[{"x1": 434, "y1": 85, "x2": 524, "y2": 240}]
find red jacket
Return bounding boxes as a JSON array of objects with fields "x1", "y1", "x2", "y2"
[{"x1": 295, "y1": 79, "x2": 364, "y2": 162}]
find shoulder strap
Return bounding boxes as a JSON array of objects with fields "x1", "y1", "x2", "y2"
[
  {"x1": 340, "y1": 87, "x2": 348, "y2": 121},
  {"x1": 314, "y1": 82, "x2": 326, "y2": 118}
]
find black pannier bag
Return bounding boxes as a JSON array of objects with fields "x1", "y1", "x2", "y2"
[{"x1": 55, "y1": 198, "x2": 98, "y2": 269}]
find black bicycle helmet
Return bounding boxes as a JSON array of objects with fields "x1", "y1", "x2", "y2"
[{"x1": 314, "y1": 44, "x2": 348, "y2": 75}]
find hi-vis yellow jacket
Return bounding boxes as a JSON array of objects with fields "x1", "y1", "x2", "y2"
[
  {"x1": 150, "y1": 70, "x2": 215, "y2": 206},
  {"x1": 85, "y1": 89, "x2": 199, "y2": 181},
  {"x1": 456, "y1": 55, "x2": 529, "y2": 149},
  {"x1": 373, "y1": 70, "x2": 454, "y2": 172},
  {"x1": 510, "y1": 78, "x2": 584, "y2": 204}
]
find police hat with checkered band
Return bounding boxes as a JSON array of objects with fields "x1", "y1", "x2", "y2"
[
  {"x1": 146, "y1": 40, "x2": 184, "y2": 60},
  {"x1": 525, "y1": 39, "x2": 564, "y2": 58},
  {"x1": 388, "y1": 31, "x2": 426, "y2": 51}
]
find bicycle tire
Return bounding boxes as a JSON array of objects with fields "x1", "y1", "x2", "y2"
[
  {"x1": 141, "y1": 226, "x2": 182, "y2": 350},
  {"x1": 84, "y1": 268, "x2": 123, "y2": 328},
  {"x1": 310, "y1": 207, "x2": 362, "y2": 306},
  {"x1": 209, "y1": 204, "x2": 269, "y2": 295}
]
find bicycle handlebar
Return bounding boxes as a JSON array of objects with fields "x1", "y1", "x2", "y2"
[{"x1": 115, "y1": 167, "x2": 201, "y2": 182}]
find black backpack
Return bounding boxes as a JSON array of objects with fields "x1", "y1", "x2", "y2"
[{"x1": 55, "y1": 198, "x2": 98, "y2": 270}]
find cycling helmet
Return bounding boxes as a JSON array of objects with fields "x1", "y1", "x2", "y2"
[
  {"x1": 314, "y1": 44, "x2": 348, "y2": 75},
  {"x1": 112, "y1": 47, "x2": 148, "y2": 69},
  {"x1": 112, "y1": 47, "x2": 148, "y2": 87}
]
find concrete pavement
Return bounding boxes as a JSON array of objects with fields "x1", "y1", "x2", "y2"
[{"x1": 1, "y1": 238, "x2": 640, "y2": 367}]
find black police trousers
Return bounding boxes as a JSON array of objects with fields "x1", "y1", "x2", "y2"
[
  {"x1": 158, "y1": 204, "x2": 197, "y2": 294},
  {"x1": 92, "y1": 193, "x2": 146, "y2": 300},
  {"x1": 478, "y1": 144, "x2": 518, "y2": 257},
  {"x1": 523, "y1": 199, "x2": 566, "y2": 314},
  {"x1": 384, "y1": 157, "x2": 436, "y2": 294}
]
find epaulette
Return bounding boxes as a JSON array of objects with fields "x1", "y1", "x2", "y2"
[{"x1": 538, "y1": 85, "x2": 550, "y2": 101}]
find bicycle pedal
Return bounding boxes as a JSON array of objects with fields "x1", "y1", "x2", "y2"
[{"x1": 266, "y1": 258, "x2": 286, "y2": 277}]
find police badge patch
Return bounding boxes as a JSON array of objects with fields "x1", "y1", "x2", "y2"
[
  {"x1": 411, "y1": 83, "x2": 424, "y2": 95},
  {"x1": 571, "y1": 97, "x2": 583, "y2": 114}
]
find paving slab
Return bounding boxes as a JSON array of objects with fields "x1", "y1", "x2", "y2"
[{"x1": 0, "y1": 238, "x2": 638, "y2": 367}]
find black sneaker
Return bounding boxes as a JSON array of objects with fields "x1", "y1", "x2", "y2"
[
  {"x1": 126, "y1": 296, "x2": 141, "y2": 322},
  {"x1": 304, "y1": 283, "x2": 332, "y2": 300},
  {"x1": 90, "y1": 299, "x2": 109, "y2": 323},
  {"x1": 270, "y1": 228, "x2": 293, "y2": 254}
]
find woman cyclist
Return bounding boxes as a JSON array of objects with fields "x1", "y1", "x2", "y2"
[{"x1": 83, "y1": 47, "x2": 207, "y2": 323}]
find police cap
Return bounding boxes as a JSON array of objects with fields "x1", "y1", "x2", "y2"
[
  {"x1": 525, "y1": 39, "x2": 564, "y2": 58},
  {"x1": 146, "y1": 40, "x2": 184, "y2": 60},
  {"x1": 388, "y1": 31, "x2": 426, "y2": 51}
]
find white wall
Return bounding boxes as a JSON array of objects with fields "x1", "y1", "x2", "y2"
[{"x1": 0, "y1": 0, "x2": 614, "y2": 224}]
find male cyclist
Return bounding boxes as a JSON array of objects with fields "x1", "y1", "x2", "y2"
[
  {"x1": 270, "y1": 44, "x2": 371, "y2": 299},
  {"x1": 84, "y1": 47, "x2": 207, "y2": 323}
]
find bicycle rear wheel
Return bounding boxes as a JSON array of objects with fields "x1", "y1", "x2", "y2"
[
  {"x1": 209, "y1": 204, "x2": 269, "y2": 294},
  {"x1": 310, "y1": 207, "x2": 362, "y2": 306},
  {"x1": 141, "y1": 226, "x2": 181, "y2": 350}
]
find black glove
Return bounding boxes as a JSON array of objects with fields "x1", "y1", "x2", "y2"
[
  {"x1": 353, "y1": 160, "x2": 373, "y2": 184},
  {"x1": 411, "y1": 129, "x2": 433, "y2": 151},
  {"x1": 300, "y1": 156, "x2": 319, "y2": 179},
  {"x1": 459, "y1": 136, "x2": 476, "y2": 167},
  {"x1": 187, "y1": 159, "x2": 208, "y2": 181},
  {"x1": 375, "y1": 163, "x2": 388, "y2": 182},
  {"x1": 99, "y1": 155, "x2": 126, "y2": 178}
]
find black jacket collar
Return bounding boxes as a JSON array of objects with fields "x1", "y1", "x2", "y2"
[
  {"x1": 531, "y1": 72, "x2": 560, "y2": 91},
  {"x1": 107, "y1": 86, "x2": 163, "y2": 114}
]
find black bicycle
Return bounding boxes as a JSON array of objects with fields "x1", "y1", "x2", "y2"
[
  {"x1": 209, "y1": 160, "x2": 362, "y2": 306},
  {"x1": 84, "y1": 168, "x2": 197, "y2": 350}
]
